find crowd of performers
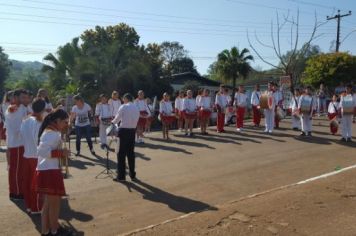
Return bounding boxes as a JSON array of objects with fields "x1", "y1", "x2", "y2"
[{"x1": 0, "y1": 82, "x2": 356, "y2": 235}]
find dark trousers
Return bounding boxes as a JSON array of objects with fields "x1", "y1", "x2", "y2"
[
  {"x1": 75, "y1": 125, "x2": 93, "y2": 152},
  {"x1": 117, "y1": 128, "x2": 136, "y2": 179}
]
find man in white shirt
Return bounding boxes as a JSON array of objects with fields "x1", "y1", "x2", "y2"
[
  {"x1": 233, "y1": 85, "x2": 248, "y2": 132},
  {"x1": 5, "y1": 89, "x2": 28, "y2": 200},
  {"x1": 112, "y1": 93, "x2": 139, "y2": 182},
  {"x1": 251, "y1": 84, "x2": 261, "y2": 127}
]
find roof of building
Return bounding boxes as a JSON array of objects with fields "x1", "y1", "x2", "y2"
[{"x1": 163, "y1": 72, "x2": 222, "y2": 87}]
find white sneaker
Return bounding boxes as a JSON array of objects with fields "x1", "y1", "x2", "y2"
[
  {"x1": 236, "y1": 128, "x2": 241, "y2": 132},
  {"x1": 268, "y1": 130, "x2": 273, "y2": 134},
  {"x1": 264, "y1": 129, "x2": 268, "y2": 133}
]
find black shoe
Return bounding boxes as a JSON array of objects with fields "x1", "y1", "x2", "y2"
[
  {"x1": 347, "y1": 138, "x2": 352, "y2": 142},
  {"x1": 75, "y1": 151, "x2": 80, "y2": 157},
  {"x1": 340, "y1": 138, "x2": 347, "y2": 142},
  {"x1": 130, "y1": 175, "x2": 137, "y2": 181},
  {"x1": 9, "y1": 193, "x2": 23, "y2": 201},
  {"x1": 90, "y1": 149, "x2": 96, "y2": 155},
  {"x1": 292, "y1": 128, "x2": 299, "y2": 131},
  {"x1": 300, "y1": 132, "x2": 306, "y2": 136},
  {"x1": 54, "y1": 226, "x2": 72, "y2": 236},
  {"x1": 189, "y1": 133, "x2": 194, "y2": 137},
  {"x1": 100, "y1": 144, "x2": 106, "y2": 150},
  {"x1": 307, "y1": 132, "x2": 312, "y2": 136},
  {"x1": 184, "y1": 133, "x2": 188, "y2": 136},
  {"x1": 113, "y1": 177, "x2": 126, "y2": 182}
]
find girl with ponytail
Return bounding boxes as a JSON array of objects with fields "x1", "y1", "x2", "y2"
[{"x1": 35, "y1": 109, "x2": 71, "y2": 236}]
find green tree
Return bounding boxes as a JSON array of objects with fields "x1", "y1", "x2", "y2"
[
  {"x1": 216, "y1": 47, "x2": 254, "y2": 89},
  {"x1": 0, "y1": 47, "x2": 11, "y2": 99},
  {"x1": 170, "y1": 57, "x2": 198, "y2": 74},
  {"x1": 303, "y1": 52, "x2": 356, "y2": 88}
]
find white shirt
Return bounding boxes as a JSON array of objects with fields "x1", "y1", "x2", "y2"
[
  {"x1": 328, "y1": 101, "x2": 339, "y2": 114},
  {"x1": 339, "y1": 94, "x2": 355, "y2": 114},
  {"x1": 108, "y1": 99, "x2": 122, "y2": 117},
  {"x1": 274, "y1": 91, "x2": 283, "y2": 106},
  {"x1": 215, "y1": 93, "x2": 229, "y2": 108},
  {"x1": 251, "y1": 91, "x2": 261, "y2": 106},
  {"x1": 234, "y1": 92, "x2": 248, "y2": 107},
  {"x1": 20, "y1": 116, "x2": 42, "y2": 159},
  {"x1": 37, "y1": 130, "x2": 62, "y2": 171},
  {"x1": 5, "y1": 104, "x2": 28, "y2": 148},
  {"x1": 71, "y1": 103, "x2": 91, "y2": 127},
  {"x1": 196, "y1": 95, "x2": 202, "y2": 107},
  {"x1": 159, "y1": 101, "x2": 173, "y2": 115},
  {"x1": 134, "y1": 99, "x2": 151, "y2": 116},
  {"x1": 198, "y1": 96, "x2": 212, "y2": 110},
  {"x1": 183, "y1": 98, "x2": 197, "y2": 113},
  {"x1": 112, "y1": 102, "x2": 140, "y2": 129},
  {"x1": 298, "y1": 94, "x2": 315, "y2": 114},
  {"x1": 174, "y1": 97, "x2": 184, "y2": 111},
  {"x1": 95, "y1": 103, "x2": 113, "y2": 119},
  {"x1": 43, "y1": 102, "x2": 53, "y2": 117},
  {"x1": 289, "y1": 96, "x2": 300, "y2": 112}
]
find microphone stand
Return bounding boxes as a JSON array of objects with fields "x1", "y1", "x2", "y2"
[{"x1": 95, "y1": 144, "x2": 115, "y2": 179}]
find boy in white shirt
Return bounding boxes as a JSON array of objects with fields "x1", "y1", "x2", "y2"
[
  {"x1": 289, "y1": 88, "x2": 301, "y2": 131},
  {"x1": 298, "y1": 86, "x2": 315, "y2": 136},
  {"x1": 20, "y1": 98, "x2": 45, "y2": 214},
  {"x1": 339, "y1": 84, "x2": 355, "y2": 142},
  {"x1": 234, "y1": 85, "x2": 248, "y2": 132},
  {"x1": 215, "y1": 85, "x2": 229, "y2": 133},
  {"x1": 95, "y1": 94, "x2": 113, "y2": 149},
  {"x1": 251, "y1": 84, "x2": 261, "y2": 127}
]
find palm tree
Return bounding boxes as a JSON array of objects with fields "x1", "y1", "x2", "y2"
[{"x1": 216, "y1": 47, "x2": 254, "y2": 90}]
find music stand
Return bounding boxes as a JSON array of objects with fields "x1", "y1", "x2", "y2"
[{"x1": 95, "y1": 144, "x2": 115, "y2": 179}]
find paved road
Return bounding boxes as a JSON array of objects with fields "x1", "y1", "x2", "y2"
[{"x1": 0, "y1": 118, "x2": 355, "y2": 235}]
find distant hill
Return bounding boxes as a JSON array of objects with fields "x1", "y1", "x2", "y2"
[{"x1": 8, "y1": 60, "x2": 48, "y2": 82}]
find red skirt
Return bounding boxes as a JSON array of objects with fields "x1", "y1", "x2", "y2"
[
  {"x1": 184, "y1": 111, "x2": 197, "y2": 120},
  {"x1": 200, "y1": 110, "x2": 211, "y2": 119},
  {"x1": 35, "y1": 169, "x2": 66, "y2": 196},
  {"x1": 138, "y1": 111, "x2": 148, "y2": 127},
  {"x1": 0, "y1": 122, "x2": 6, "y2": 140},
  {"x1": 161, "y1": 115, "x2": 176, "y2": 125}
]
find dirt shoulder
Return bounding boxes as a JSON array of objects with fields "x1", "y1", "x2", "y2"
[{"x1": 131, "y1": 167, "x2": 356, "y2": 236}]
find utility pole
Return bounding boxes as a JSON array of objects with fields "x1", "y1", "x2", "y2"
[{"x1": 327, "y1": 10, "x2": 352, "y2": 52}]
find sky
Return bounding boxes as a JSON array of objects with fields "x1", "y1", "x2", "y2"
[{"x1": 0, "y1": 0, "x2": 355, "y2": 74}]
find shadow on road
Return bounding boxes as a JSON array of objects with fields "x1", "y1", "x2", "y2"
[
  {"x1": 118, "y1": 179, "x2": 218, "y2": 214},
  {"x1": 138, "y1": 143, "x2": 193, "y2": 155},
  {"x1": 149, "y1": 137, "x2": 215, "y2": 149}
]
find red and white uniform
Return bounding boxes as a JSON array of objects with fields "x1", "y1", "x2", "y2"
[
  {"x1": 234, "y1": 92, "x2": 248, "y2": 129},
  {"x1": 198, "y1": 96, "x2": 212, "y2": 119},
  {"x1": 328, "y1": 101, "x2": 339, "y2": 134},
  {"x1": 183, "y1": 98, "x2": 197, "y2": 119},
  {"x1": 108, "y1": 99, "x2": 122, "y2": 117},
  {"x1": 289, "y1": 96, "x2": 301, "y2": 130},
  {"x1": 215, "y1": 93, "x2": 229, "y2": 132},
  {"x1": 5, "y1": 104, "x2": 28, "y2": 197},
  {"x1": 251, "y1": 90, "x2": 261, "y2": 126},
  {"x1": 159, "y1": 101, "x2": 175, "y2": 124},
  {"x1": 135, "y1": 99, "x2": 151, "y2": 128},
  {"x1": 35, "y1": 130, "x2": 66, "y2": 196},
  {"x1": 95, "y1": 103, "x2": 113, "y2": 145},
  {"x1": 20, "y1": 116, "x2": 42, "y2": 212},
  {"x1": 175, "y1": 97, "x2": 184, "y2": 120}
]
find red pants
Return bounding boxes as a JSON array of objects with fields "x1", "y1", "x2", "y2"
[
  {"x1": 23, "y1": 158, "x2": 42, "y2": 212},
  {"x1": 236, "y1": 107, "x2": 245, "y2": 128},
  {"x1": 8, "y1": 146, "x2": 24, "y2": 196},
  {"x1": 328, "y1": 113, "x2": 338, "y2": 134},
  {"x1": 252, "y1": 105, "x2": 261, "y2": 126},
  {"x1": 274, "y1": 106, "x2": 280, "y2": 128},
  {"x1": 217, "y1": 112, "x2": 225, "y2": 132}
]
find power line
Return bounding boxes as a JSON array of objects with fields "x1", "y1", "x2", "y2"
[{"x1": 327, "y1": 10, "x2": 352, "y2": 52}]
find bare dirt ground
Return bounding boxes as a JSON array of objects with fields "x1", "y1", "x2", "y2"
[{"x1": 0, "y1": 117, "x2": 355, "y2": 236}]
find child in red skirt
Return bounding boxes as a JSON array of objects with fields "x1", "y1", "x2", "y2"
[
  {"x1": 159, "y1": 93, "x2": 175, "y2": 140},
  {"x1": 327, "y1": 94, "x2": 339, "y2": 135},
  {"x1": 35, "y1": 109, "x2": 70, "y2": 236},
  {"x1": 20, "y1": 99, "x2": 46, "y2": 214},
  {"x1": 198, "y1": 89, "x2": 212, "y2": 135}
]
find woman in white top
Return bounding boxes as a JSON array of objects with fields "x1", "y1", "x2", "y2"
[
  {"x1": 183, "y1": 90, "x2": 197, "y2": 136},
  {"x1": 134, "y1": 90, "x2": 151, "y2": 143},
  {"x1": 70, "y1": 95, "x2": 95, "y2": 156},
  {"x1": 95, "y1": 94, "x2": 113, "y2": 149},
  {"x1": 233, "y1": 85, "x2": 248, "y2": 132},
  {"x1": 198, "y1": 89, "x2": 212, "y2": 135},
  {"x1": 108, "y1": 91, "x2": 122, "y2": 117},
  {"x1": 37, "y1": 88, "x2": 53, "y2": 116},
  {"x1": 159, "y1": 93, "x2": 175, "y2": 140},
  {"x1": 174, "y1": 91, "x2": 185, "y2": 131},
  {"x1": 35, "y1": 109, "x2": 70, "y2": 236}
]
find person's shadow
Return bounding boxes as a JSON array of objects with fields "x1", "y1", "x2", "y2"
[{"x1": 119, "y1": 179, "x2": 217, "y2": 214}]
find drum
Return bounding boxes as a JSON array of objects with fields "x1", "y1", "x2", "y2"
[
  {"x1": 341, "y1": 95, "x2": 354, "y2": 115},
  {"x1": 300, "y1": 96, "x2": 313, "y2": 114},
  {"x1": 106, "y1": 123, "x2": 119, "y2": 136},
  {"x1": 260, "y1": 94, "x2": 273, "y2": 109},
  {"x1": 184, "y1": 111, "x2": 197, "y2": 120},
  {"x1": 101, "y1": 117, "x2": 112, "y2": 126}
]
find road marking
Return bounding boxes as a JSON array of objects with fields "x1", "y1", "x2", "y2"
[{"x1": 119, "y1": 163, "x2": 356, "y2": 236}]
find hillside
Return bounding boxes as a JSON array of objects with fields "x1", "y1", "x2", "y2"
[{"x1": 8, "y1": 60, "x2": 48, "y2": 82}]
